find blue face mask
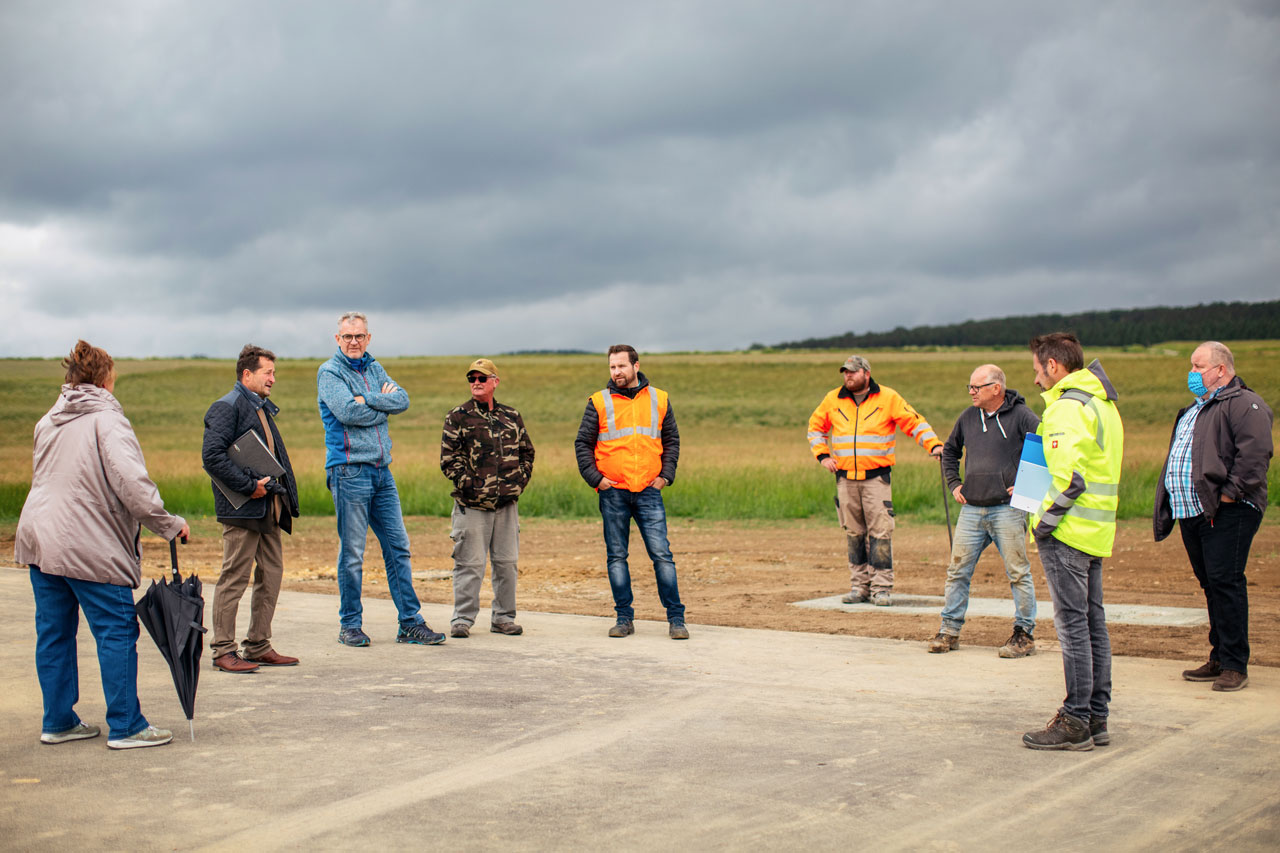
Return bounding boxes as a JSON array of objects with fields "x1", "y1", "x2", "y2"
[{"x1": 1187, "y1": 370, "x2": 1208, "y2": 397}]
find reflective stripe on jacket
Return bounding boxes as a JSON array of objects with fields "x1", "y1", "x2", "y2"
[
  {"x1": 807, "y1": 381, "x2": 942, "y2": 478},
  {"x1": 591, "y1": 385, "x2": 669, "y2": 492},
  {"x1": 1031, "y1": 360, "x2": 1125, "y2": 558}
]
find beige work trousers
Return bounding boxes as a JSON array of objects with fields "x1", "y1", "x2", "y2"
[
  {"x1": 211, "y1": 521, "x2": 283, "y2": 659},
  {"x1": 449, "y1": 502, "x2": 520, "y2": 628},
  {"x1": 836, "y1": 475, "x2": 896, "y2": 595}
]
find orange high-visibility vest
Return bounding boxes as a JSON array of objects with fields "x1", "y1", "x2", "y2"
[
  {"x1": 807, "y1": 384, "x2": 941, "y2": 478},
  {"x1": 591, "y1": 385, "x2": 669, "y2": 492}
]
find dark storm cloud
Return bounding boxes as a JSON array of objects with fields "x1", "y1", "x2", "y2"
[{"x1": 0, "y1": 0, "x2": 1276, "y2": 356}]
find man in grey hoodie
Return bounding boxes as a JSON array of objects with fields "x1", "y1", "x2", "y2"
[{"x1": 930, "y1": 364, "x2": 1041, "y2": 657}]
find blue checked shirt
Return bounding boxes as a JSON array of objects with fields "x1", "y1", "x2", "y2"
[{"x1": 1164, "y1": 391, "x2": 1218, "y2": 519}]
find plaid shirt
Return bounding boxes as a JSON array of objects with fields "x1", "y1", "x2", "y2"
[{"x1": 1164, "y1": 391, "x2": 1218, "y2": 519}]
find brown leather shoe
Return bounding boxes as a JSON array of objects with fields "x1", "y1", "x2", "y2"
[
  {"x1": 451, "y1": 623, "x2": 470, "y2": 638},
  {"x1": 1182, "y1": 659, "x2": 1222, "y2": 681},
  {"x1": 212, "y1": 652, "x2": 259, "y2": 673},
  {"x1": 244, "y1": 649, "x2": 299, "y2": 667},
  {"x1": 490, "y1": 621, "x2": 523, "y2": 636},
  {"x1": 1212, "y1": 670, "x2": 1249, "y2": 692}
]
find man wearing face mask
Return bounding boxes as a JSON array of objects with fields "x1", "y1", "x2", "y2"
[
  {"x1": 1154, "y1": 342, "x2": 1273, "y2": 693},
  {"x1": 808, "y1": 355, "x2": 943, "y2": 606}
]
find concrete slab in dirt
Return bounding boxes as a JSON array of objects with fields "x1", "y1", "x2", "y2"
[
  {"x1": 793, "y1": 594, "x2": 1210, "y2": 627},
  {"x1": 0, "y1": 567, "x2": 1273, "y2": 851}
]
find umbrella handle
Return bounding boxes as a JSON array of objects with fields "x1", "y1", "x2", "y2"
[{"x1": 169, "y1": 535, "x2": 187, "y2": 583}]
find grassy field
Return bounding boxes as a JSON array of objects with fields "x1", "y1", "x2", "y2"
[{"x1": 2, "y1": 343, "x2": 1278, "y2": 522}]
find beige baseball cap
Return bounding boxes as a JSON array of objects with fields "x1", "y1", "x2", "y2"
[
  {"x1": 840, "y1": 355, "x2": 871, "y2": 373},
  {"x1": 466, "y1": 358, "x2": 498, "y2": 378}
]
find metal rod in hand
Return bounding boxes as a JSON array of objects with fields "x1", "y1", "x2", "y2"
[{"x1": 938, "y1": 458, "x2": 954, "y2": 549}]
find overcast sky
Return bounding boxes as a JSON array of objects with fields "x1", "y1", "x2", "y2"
[{"x1": 2, "y1": 1, "x2": 1277, "y2": 358}]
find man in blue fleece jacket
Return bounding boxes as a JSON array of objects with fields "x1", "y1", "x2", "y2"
[{"x1": 317, "y1": 311, "x2": 444, "y2": 648}]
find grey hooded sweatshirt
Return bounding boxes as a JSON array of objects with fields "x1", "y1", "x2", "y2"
[
  {"x1": 15, "y1": 383, "x2": 185, "y2": 588},
  {"x1": 941, "y1": 388, "x2": 1042, "y2": 507}
]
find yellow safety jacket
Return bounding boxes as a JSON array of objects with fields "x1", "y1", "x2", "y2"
[
  {"x1": 807, "y1": 380, "x2": 942, "y2": 478},
  {"x1": 1030, "y1": 361, "x2": 1125, "y2": 558},
  {"x1": 591, "y1": 385, "x2": 669, "y2": 492}
]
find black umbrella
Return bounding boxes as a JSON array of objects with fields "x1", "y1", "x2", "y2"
[{"x1": 136, "y1": 536, "x2": 206, "y2": 741}]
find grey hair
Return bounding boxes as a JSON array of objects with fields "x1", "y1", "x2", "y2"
[
  {"x1": 979, "y1": 364, "x2": 1006, "y2": 388},
  {"x1": 1199, "y1": 341, "x2": 1234, "y2": 371},
  {"x1": 338, "y1": 311, "x2": 368, "y2": 328}
]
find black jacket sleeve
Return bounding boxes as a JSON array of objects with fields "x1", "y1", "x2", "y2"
[
  {"x1": 574, "y1": 401, "x2": 603, "y2": 488},
  {"x1": 202, "y1": 401, "x2": 255, "y2": 496},
  {"x1": 941, "y1": 413, "x2": 965, "y2": 491},
  {"x1": 659, "y1": 403, "x2": 679, "y2": 485}
]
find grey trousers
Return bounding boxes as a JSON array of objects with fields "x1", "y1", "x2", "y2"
[
  {"x1": 450, "y1": 502, "x2": 519, "y2": 627},
  {"x1": 212, "y1": 521, "x2": 283, "y2": 659}
]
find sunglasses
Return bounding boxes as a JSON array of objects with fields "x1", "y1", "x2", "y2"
[{"x1": 467, "y1": 374, "x2": 493, "y2": 384}]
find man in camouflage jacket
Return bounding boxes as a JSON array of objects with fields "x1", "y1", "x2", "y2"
[{"x1": 440, "y1": 358, "x2": 535, "y2": 638}]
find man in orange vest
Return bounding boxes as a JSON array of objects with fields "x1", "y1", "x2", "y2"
[
  {"x1": 575, "y1": 345, "x2": 688, "y2": 639},
  {"x1": 808, "y1": 355, "x2": 944, "y2": 606}
]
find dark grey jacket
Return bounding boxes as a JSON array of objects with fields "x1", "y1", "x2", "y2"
[
  {"x1": 202, "y1": 383, "x2": 299, "y2": 533},
  {"x1": 942, "y1": 388, "x2": 1041, "y2": 507},
  {"x1": 1154, "y1": 376, "x2": 1273, "y2": 541},
  {"x1": 574, "y1": 372, "x2": 679, "y2": 489}
]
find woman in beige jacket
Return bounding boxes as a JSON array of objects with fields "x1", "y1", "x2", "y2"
[{"x1": 15, "y1": 341, "x2": 189, "y2": 749}]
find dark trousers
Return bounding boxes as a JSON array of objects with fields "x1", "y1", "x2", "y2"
[{"x1": 1179, "y1": 502, "x2": 1262, "y2": 675}]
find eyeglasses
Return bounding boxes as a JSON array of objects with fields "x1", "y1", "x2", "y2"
[
  {"x1": 467, "y1": 374, "x2": 493, "y2": 384},
  {"x1": 966, "y1": 382, "x2": 996, "y2": 393},
  {"x1": 339, "y1": 334, "x2": 368, "y2": 343}
]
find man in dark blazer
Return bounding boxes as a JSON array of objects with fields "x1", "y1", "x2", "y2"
[{"x1": 202, "y1": 345, "x2": 301, "y2": 673}]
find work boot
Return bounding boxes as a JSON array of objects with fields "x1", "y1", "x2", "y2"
[
  {"x1": 1090, "y1": 716, "x2": 1110, "y2": 746},
  {"x1": 872, "y1": 592, "x2": 891, "y2": 606},
  {"x1": 490, "y1": 622, "x2": 523, "y2": 636},
  {"x1": 451, "y1": 623, "x2": 470, "y2": 639},
  {"x1": 1022, "y1": 711, "x2": 1093, "y2": 751},
  {"x1": 608, "y1": 619, "x2": 634, "y2": 638},
  {"x1": 668, "y1": 619, "x2": 690, "y2": 640},
  {"x1": 1182, "y1": 659, "x2": 1221, "y2": 682},
  {"x1": 1212, "y1": 670, "x2": 1249, "y2": 692},
  {"x1": 841, "y1": 590, "x2": 869, "y2": 604},
  {"x1": 998, "y1": 626, "x2": 1036, "y2": 659},
  {"x1": 928, "y1": 632, "x2": 959, "y2": 654}
]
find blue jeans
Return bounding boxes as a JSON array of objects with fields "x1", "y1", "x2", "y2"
[
  {"x1": 30, "y1": 567, "x2": 149, "y2": 740},
  {"x1": 1035, "y1": 534, "x2": 1111, "y2": 721},
  {"x1": 328, "y1": 464, "x2": 424, "y2": 630},
  {"x1": 599, "y1": 487, "x2": 685, "y2": 622},
  {"x1": 939, "y1": 504, "x2": 1036, "y2": 634}
]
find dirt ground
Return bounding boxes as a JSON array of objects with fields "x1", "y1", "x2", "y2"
[{"x1": 28, "y1": 514, "x2": 1269, "y2": 668}]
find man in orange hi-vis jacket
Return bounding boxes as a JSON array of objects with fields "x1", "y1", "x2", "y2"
[
  {"x1": 808, "y1": 355, "x2": 943, "y2": 606},
  {"x1": 575, "y1": 345, "x2": 688, "y2": 640}
]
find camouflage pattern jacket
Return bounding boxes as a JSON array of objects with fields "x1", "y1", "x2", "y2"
[{"x1": 440, "y1": 399, "x2": 535, "y2": 510}]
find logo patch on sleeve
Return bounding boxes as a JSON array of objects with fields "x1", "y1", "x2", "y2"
[{"x1": 1051, "y1": 440, "x2": 1059, "y2": 449}]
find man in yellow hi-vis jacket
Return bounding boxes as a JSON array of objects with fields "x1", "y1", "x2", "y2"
[
  {"x1": 808, "y1": 355, "x2": 943, "y2": 606},
  {"x1": 1022, "y1": 333, "x2": 1124, "y2": 752}
]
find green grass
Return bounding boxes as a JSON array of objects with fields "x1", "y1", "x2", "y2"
[{"x1": 2, "y1": 342, "x2": 1277, "y2": 522}]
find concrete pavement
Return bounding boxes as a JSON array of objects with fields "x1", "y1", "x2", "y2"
[{"x1": 0, "y1": 567, "x2": 1276, "y2": 852}]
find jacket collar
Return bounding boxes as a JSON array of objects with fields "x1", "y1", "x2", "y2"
[
  {"x1": 838, "y1": 376, "x2": 880, "y2": 401},
  {"x1": 235, "y1": 381, "x2": 279, "y2": 417},
  {"x1": 607, "y1": 372, "x2": 651, "y2": 399}
]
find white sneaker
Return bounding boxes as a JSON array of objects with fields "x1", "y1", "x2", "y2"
[
  {"x1": 40, "y1": 722, "x2": 100, "y2": 744},
  {"x1": 107, "y1": 725, "x2": 173, "y2": 750}
]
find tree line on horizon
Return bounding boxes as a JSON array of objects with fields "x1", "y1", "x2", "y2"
[{"x1": 761, "y1": 299, "x2": 1280, "y2": 350}]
